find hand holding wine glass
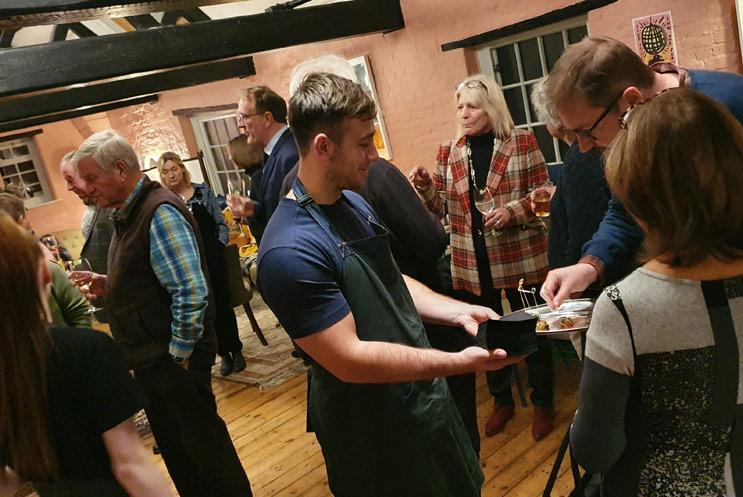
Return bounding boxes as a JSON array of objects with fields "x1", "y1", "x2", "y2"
[
  {"x1": 473, "y1": 188, "x2": 503, "y2": 238},
  {"x1": 66, "y1": 259, "x2": 106, "y2": 309},
  {"x1": 226, "y1": 179, "x2": 255, "y2": 219}
]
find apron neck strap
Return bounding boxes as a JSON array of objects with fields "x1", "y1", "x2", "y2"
[{"x1": 291, "y1": 176, "x2": 349, "y2": 251}]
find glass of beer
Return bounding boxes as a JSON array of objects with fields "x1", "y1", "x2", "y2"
[{"x1": 531, "y1": 181, "x2": 554, "y2": 218}]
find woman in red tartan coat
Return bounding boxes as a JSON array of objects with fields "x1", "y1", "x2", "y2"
[{"x1": 410, "y1": 74, "x2": 555, "y2": 443}]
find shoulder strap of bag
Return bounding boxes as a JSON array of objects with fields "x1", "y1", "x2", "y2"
[{"x1": 606, "y1": 284, "x2": 638, "y2": 366}]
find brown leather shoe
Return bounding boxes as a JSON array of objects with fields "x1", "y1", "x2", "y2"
[
  {"x1": 484, "y1": 403, "x2": 515, "y2": 437},
  {"x1": 532, "y1": 406, "x2": 555, "y2": 441}
]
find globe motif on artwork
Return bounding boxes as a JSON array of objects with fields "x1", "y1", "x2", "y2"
[
  {"x1": 641, "y1": 24, "x2": 667, "y2": 54},
  {"x1": 632, "y1": 12, "x2": 676, "y2": 65}
]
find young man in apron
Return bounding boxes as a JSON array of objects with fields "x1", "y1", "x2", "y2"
[{"x1": 257, "y1": 73, "x2": 521, "y2": 497}]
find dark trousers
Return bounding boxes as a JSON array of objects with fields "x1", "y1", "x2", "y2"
[
  {"x1": 135, "y1": 353, "x2": 252, "y2": 497},
  {"x1": 425, "y1": 323, "x2": 479, "y2": 454},
  {"x1": 453, "y1": 287, "x2": 554, "y2": 408}
]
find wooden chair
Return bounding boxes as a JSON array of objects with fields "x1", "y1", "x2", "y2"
[{"x1": 225, "y1": 243, "x2": 268, "y2": 346}]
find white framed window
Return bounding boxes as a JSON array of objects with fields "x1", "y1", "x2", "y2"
[
  {"x1": 191, "y1": 110, "x2": 243, "y2": 195},
  {"x1": 0, "y1": 135, "x2": 53, "y2": 207},
  {"x1": 477, "y1": 18, "x2": 589, "y2": 165}
]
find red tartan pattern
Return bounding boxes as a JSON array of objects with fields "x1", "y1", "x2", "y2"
[{"x1": 430, "y1": 129, "x2": 549, "y2": 295}]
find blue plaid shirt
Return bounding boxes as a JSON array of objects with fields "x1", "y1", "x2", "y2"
[{"x1": 117, "y1": 177, "x2": 208, "y2": 360}]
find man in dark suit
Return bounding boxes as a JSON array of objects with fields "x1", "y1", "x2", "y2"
[{"x1": 228, "y1": 86, "x2": 299, "y2": 243}]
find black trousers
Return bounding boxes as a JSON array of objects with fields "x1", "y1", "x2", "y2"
[
  {"x1": 135, "y1": 353, "x2": 252, "y2": 497},
  {"x1": 453, "y1": 287, "x2": 554, "y2": 408}
]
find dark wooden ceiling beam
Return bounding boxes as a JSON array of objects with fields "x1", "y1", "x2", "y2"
[
  {"x1": 0, "y1": 94, "x2": 159, "y2": 134},
  {"x1": 0, "y1": 28, "x2": 18, "y2": 47},
  {"x1": 0, "y1": 57, "x2": 255, "y2": 124},
  {"x1": 125, "y1": 14, "x2": 160, "y2": 30},
  {"x1": 0, "y1": 1, "x2": 236, "y2": 28},
  {"x1": 161, "y1": 8, "x2": 210, "y2": 26},
  {"x1": 49, "y1": 23, "x2": 68, "y2": 41},
  {"x1": 68, "y1": 21, "x2": 96, "y2": 37},
  {"x1": 0, "y1": 0, "x2": 405, "y2": 99}
]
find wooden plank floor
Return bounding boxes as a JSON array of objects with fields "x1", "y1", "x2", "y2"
[{"x1": 136, "y1": 359, "x2": 582, "y2": 497}]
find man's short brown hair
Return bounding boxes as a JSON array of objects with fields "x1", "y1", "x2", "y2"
[
  {"x1": 605, "y1": 88, "x2": 743, "y2": 267},
  {"x1": 240, "y1": 86, "x2": 288, "y2": 124},
  {"x1": 544, "y1": 36, "x2": 655, "y2": 115},
  {"x1": 227, "y1": 135, "x2": 263, "y2": 171},
  {"x1": 0, "y1": 192, "x2": 26, "y2": 223},
  {"x1": 288, "y1": 72, "x2": 376, "y2": 154}
]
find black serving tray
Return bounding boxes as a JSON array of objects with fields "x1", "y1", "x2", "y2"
[{"x1": 474, "y1": 312, "x2": 538, "y2": 356}]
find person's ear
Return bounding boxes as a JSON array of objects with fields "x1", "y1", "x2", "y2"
[
  {"x1": 113, "y1": 160, "x2": 128, "y2": 182},
  {"x1": 622, "y1": 86, "x2": 645, "y2": 107},
  {"x1": 312, "y1": 133, "x2": 335, "y2": 159},
  {"x1": 263, "y1": 111, "x2": 274, "y2": 128}
]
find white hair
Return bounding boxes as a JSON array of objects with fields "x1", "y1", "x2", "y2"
[
  {"x1": 289, "y1": 54, "x2": 357, "y2": 96},
  {"x1": 72, "y1": 130, "x2": 140, "y2": 173},
  {"x1": 530, "y1": 78, "x2": 560, "y2": 127}
]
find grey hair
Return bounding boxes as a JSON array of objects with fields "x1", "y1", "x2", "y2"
[
  {"x1": 530, "y1": 78, "x2": 560, "y2": 127},
  {"x1": 60, "y1": 150, "x2": 76, "y2": 164},
  {"x1": 289, "y1": 55, "x2": 357, "y2": 97},
  {"x1": 72, "y1": 130, "x2": 140, "y2": 173}
]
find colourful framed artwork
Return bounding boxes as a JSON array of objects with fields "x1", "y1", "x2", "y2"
[
  {"x1": 348, "y1": 55, "x2": 392, "y2": 160},
  {"x1": 632, "y1": 11, "x2": 677, "y2": 65}
]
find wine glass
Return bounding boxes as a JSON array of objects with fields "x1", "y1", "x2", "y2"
[
  {"x1": 65, "y1": 258, "x2": 103, "y2": 314},
  {"x1": 473, "y1": 188, "x2": 502, "y2": 238},
  {"x1": 227, "y1": 179, "x2": 249, "y2": 237}
]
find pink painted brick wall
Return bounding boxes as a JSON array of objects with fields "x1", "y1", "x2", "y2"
[{"x1": 5, "y1": 0, "x2": 742, "y2": 235}]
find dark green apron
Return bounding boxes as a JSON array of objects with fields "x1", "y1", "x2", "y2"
[{"x1": 292, "y1": 179, "x2": 483, "y2": 497}]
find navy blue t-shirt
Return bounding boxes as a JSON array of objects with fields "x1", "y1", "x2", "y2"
[{"x1": 257, "y1": 191, "x2": 376, "y2": 339}]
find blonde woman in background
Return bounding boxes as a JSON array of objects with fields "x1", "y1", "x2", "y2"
[
  {"x1": 157, "y1": 152, "x2": 246, "y2": 376},
  {"x1": 410, "y1": 74, "x2": 555, "y2": 441}
]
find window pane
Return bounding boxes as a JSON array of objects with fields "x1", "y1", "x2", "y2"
[
  {"x1": 219, "y1": 146, "x2": 237, "y2": 172},
  {"x1": 205, "y1": 121, "x2": 219, "y2": 145},
  {"x1": 225, "y1": 116, "x2": 240, "y2": 139},
  {"x1": 218, "y1": 172, "x2": 230, "y2": 194},
  {"x1": 1, "y1": 165, "x2": 17, "y2": 177},
  {"x1": 12, "y1": 145, "x2": 29, "y2": 157},
  {"x1": 532, "y1": 125, "x2": 556, "y2": 163},
  {"x1": 17, "y1": 160, "x2": 34, "y2": 172},
  {"x1": 26, "y1": 183, "x2": 42, "y2": 197},
  {"x1": 518, "y1": 38, "x2": 542, "y2": 81},
  {"x1": 543, "y1": 32, "x2": 565, "y2": 72},
  {"x1": 568, "y1": 26, "x2": 588, "y2": 44},
  {"x1": 21, "y1": 171, "x2": 39, "y2": 185},
  {"x1": 215, "y1": 119, "x2": 230, "y2": 145},
  {"x1": 213, "y1": 145, "x2": 228, "y2": 172},
  {"x1": 494, "y1": 45, "x2": 519, "y2": 86},
  {"x1": 504, "y1": 87, "x2": 527, "y2": 125}
]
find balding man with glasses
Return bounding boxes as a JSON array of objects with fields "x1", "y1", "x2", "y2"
[
  {"x1": 539, "y1": 36, "x2": 743, "y2": 309},
  {"x1": 228, "y1": 85, "x2": 299, "y2": 243}
]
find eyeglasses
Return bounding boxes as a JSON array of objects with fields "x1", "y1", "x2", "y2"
[
  {"x1": 618, "y1": 88, "x2": 673, "y2": 130},
  {"x1": 570, "y1": 93, "x2": 623, "y2": 141},
  {"x1": 236, "y1": 111, "x2": 265, "y2": 123},
  {"x1": 455, "y1": 80, "x2": 488, "y2": 94}
]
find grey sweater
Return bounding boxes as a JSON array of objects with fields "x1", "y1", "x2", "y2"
[{"x1": 571, "y1": 268, "x2": 743, "y2": 496}]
